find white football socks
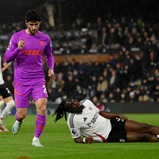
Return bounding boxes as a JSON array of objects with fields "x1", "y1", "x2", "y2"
[{"x1": 0, "y1": 100, "x2": 15, "y2": 121}]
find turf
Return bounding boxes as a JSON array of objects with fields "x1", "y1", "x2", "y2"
[{"x1": 1, "y1": 114, "x2": 159, "y2": 159}]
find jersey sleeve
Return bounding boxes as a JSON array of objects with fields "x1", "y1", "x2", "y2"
[
  {"x1": 67, "y1": 114, "x2": 81, "y2": 139},
  {"x1": 4, "y1": 34, "x2": 20, "y2": 63},
  {"x1": 82, "y1": 99, "x2": 99, "y2": 113},
  {"x1": 44, "y1": 36, "x2": 54, "y2": 70}
]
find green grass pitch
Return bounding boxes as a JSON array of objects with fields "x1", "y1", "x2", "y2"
[{"x1": 1, "y1": 114, "x2": 159, "y2": 159}]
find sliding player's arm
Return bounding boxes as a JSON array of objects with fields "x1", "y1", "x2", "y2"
[
  {"x1": 74, "y1": 136, "x2": 94, "y2": 144},
  {"x1": 99, "y1": 111, "x2": 129, "y2": 120}
]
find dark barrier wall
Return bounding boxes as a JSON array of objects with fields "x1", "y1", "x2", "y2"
[
  {"x1": 105, "y1": 102, "x2": 159, "y2": 114},
  {"x1": 8, "y1": 102, "x2": 159, "y2": 115}
]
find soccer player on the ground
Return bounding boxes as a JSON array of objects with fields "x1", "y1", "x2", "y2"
[
  {"x1": 0, "y1": 56, "x2": 15, "y2": 132},
  {"x1": 53, "y1": 99, "x2": 159, "y2": 143},
  {"x1": 4, "y1": 9, "x2": 55, "y2": 147}
]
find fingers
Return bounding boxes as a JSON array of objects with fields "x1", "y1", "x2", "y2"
[
  {"x1": 19, "y1": 37, "x2": 23, "y2": 41},
  {"x1": 48, "y1": 69, "x2": 55, "y2": 78},
  {"x1": 85, "y1": 136, "x2": 94, "y2": 143},
  {"x1": 18, "y1": 37, "x2": 25, "y2": 50}
]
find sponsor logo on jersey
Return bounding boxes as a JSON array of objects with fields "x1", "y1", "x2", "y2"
[
  {"x1": 83, "y1": 117, "x2": 87, "y2": 122},
  {"x1": 22, "y1": 50, "x2": 43, "y2": 55},
  {"x1": 87, "y1": 112, "x2": 99, "y2": 127}
]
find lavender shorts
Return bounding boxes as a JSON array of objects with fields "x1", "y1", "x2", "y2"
[{"x1": 14, "y1": 82, "x2": 48, "y2": 108}]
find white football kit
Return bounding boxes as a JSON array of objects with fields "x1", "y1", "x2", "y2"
[
  {"x1": 67, "y1": 99, "x2": 112, "y2": 142},
  {"x1": 0, "y1": 56, "x2": 4, "y2": 85}
]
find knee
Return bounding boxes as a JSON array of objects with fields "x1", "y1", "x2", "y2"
[
  {"x1": 17, "y1": 110, "x2": 27, "y2": 119},
  {"x1": 37, "y1": 105, "x2": 46, "y2": 115},
  {"x1": 141, "y1": 123, "x2": 152, "y2": 130},
  {"x1": 140, "y1": 133, "x2": 151, "y2": 142}
]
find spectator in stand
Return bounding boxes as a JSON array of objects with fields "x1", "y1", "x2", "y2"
[
  {"x1": 153, "y1": 85, "x2": 159, "y2": 101},
  {"x1": 86, "y1": 22, "x2": 94, "y2": 30},
  {"x1": 129, "y1": 58, "x2": 141, "y2": 81},
  {"x1": 109, "y1": 70, "x2": 119, "y2": 91},
  {"x1": 92, "y1": 32, "x2": 101, "y2": 46},
  {"x1": 134, "y1": 88, "x2": 142, "y2": 101},
  {"x1": 68, "y1": 32, "x2": 76, "y2": 41},
  {"x1": 102, "y1": 69, "x2": 110, "y2": 83},
  {"x1": 82, "y1": 30, "x2": 92, "y2": 50},
  {"x1": 73, "y1": 44, "x2": 81, "y2": 54},
  {"x1": 85, "y1": 84, "x2": 96, "y2": 100},
  {"x1": 89, "y1": 76, "x2": 98, "y2": 91},
  {"x1": 120, "y1": 92, "x2": 127, "y2": 102},
  {"x1": 75, "y1": 14, "x2": 84, "y2": 30},
  {"x1": 59, "y1": 32, "x2": 67, "y2": 43},
  {"x1": 99, "y1": 93, "x2": 108, "y2": 104},
  {"x1": 47, "y1": 75, "x2": 62, "y2": 102},
  {"x1": 128, "y1": 91, "x2": 137, "y2": 102},
  {"x1": 109, "y1": 55, "x2": 117, "y2": 69},
  {"x1": 63, "y1": 42, "x2": 72, "y2": 55},
  {"x1": 96, "y1": 75, "x2": 109, "y2": 98},
  {"x1": 53, "y1": 42, "x2": 63, "y2": 54},
  {"x1": 81, "y1": 44, "x2": 89, "y2": 54},
  {"x1": 89, "y1": 43, "x2": 99, "y2": 53},
  {"x1": 68, "y1": 59, "x2": 78, "y2": 73},
  {"x1": 142, "y1": 89, "x2": 154, "y2": 102},
  {"x1": 50, "y1": 33, "x2": 58, "y2": 41},
  {"x1": 107, "y1": 92, "x2": 115, "y2": 103},
  {"x1": 85, "y1": 60, "x2": 93, "y2": 76},
  {"x1": 73, "y1": 85, "x2": 86, "y2": 101},
  {"x1": 96, "y1": 100, "x2": 105, "y2": 111},
  {"x1": 101, "y1": 32, "x2": 109, "y2": 48},
  {"x1": 117, "y1": 50, "x2": 126, "y2": 64},
  {"x1": 114, "y1": 87, "x2": 121, "y2": 102},
  {"x1": 62, "y1": 75, "x2": 76, "y2": 98},
  {"x1": 93, "y1": 61, "x2": 103, "y2": 77}
]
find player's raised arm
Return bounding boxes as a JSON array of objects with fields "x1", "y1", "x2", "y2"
[{"x1": 4, "y1": 36, "x2": 21, "y2": 63}]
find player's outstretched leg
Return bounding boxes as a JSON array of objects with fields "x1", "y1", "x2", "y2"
[
  {"x1": 12, "y1": 112, "x2": 24, "y2": 135},
  {"x1": 0, "y1": 100, "x2": 15, "y2": 132}
]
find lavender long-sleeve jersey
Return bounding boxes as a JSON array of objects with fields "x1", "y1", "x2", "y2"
[{"x1": 4, "y1": 30, "x2": 54, "y2": 85}]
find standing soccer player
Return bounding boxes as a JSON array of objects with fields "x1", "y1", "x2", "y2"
[
  {"x1": 4, "y1": 9, "x2": 55, "y2": 147},
  {"x1": 0, "y1": 56, "x2": 15, "y2": 132}
]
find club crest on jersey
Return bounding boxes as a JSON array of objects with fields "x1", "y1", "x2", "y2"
[
  {"x1": 89, "y1": 106, "x2": 93, "y2": 110},
  {"x1": 40, "y1": 41, "x2": 44, "y2": 46}
]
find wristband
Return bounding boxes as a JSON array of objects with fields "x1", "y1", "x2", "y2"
[{"x1": 83, "y1": 138, "x2": 86, "y2": 143}]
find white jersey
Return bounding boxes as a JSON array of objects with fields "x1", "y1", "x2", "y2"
[
  {"x1": 67, "y1": 99, "x2": 112, "y2": 142},
  {"x1": 0, "y1": 56, "x2": 4, "y2": 85}
]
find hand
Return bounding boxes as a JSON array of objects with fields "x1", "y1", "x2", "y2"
[
  {"x1": 2, "y1": 62, "x2": 9, "y2": 72},
  {"x1": 85, "y1": 136, "x2": 94, "y2": 144},
  {"x1": 48, "y1": 69, "x2": 55, "y2": 78},
  {"x1": 118, "y1": 114, "x2": 130, "y2": 121},
  {"x1": 3, "y1": 62, "x2": 9, "y2": 68},
  {"x1": 18, "y1": 37, "x2": 25, "y2": 50}
]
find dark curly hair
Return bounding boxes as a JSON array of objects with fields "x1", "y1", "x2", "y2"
[
  {"x1": 25, "y1": 9, "x2": 41, "y2": 22},
  {"x1": 52, "y1": 100, "x2": 68, "y2": 123}
]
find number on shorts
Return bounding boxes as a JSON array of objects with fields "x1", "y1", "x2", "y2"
[
  {"x1": 43, "y1": 85, "x2": 47, "y2": 93},
  {"x1": 6, "y1": 87, "x2": 11, "y2": 94}
]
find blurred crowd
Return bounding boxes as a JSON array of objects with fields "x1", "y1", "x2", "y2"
[{"x1": 1, "y1": 5, "x2": 159, "y2": 107}]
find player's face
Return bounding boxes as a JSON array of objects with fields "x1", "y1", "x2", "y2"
[
  {"x1": 25, "y1": 20, "x2": 41, "y2": 35},
  {"x1": 66, "y1": 99, "x2": 83, "y2": 113}
]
